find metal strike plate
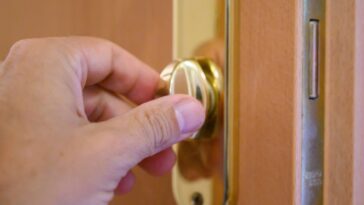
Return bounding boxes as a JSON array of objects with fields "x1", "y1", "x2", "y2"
[
  {"x1": 302, "y1": 0, "x2": 325, "y2": 204},
  {"x1": 159, "y1": 0, "x2": 239, "y2": 204}
]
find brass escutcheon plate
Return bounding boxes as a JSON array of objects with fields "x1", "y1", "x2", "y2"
[{"x1": 158, "y1": 0, "x2": 240, "y2": 204}]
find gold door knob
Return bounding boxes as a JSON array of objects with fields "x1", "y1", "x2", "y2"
[{"x1": 159, "y1": 58, "x2": 223, "y2": 140}]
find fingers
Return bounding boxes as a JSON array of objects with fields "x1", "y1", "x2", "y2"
[
  {"x1": 83, "y1": 86, "x2": 134, "y2": 121},
  {"x1": 139, "y1": 148, "x2": 176, "y2": 176},
  {"x1": 114, "y1": 171, "x2": 136, "y2": 195},
  {"x1": 6, "y1": 37, "x2": 160, "y2": 104},
  {"x1": 84, "y1": 87, "x2": 177, "y2": 175},
  {"x1": 114, "y1": 149, "x2": 176, "y2": 195},
  {"x1": 68, "y1": 37, "x2": 160, "y2": 104},
  {"x1": 88, "y1": 95, "x2": 205, "y2": 170}
]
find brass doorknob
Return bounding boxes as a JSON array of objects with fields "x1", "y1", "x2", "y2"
[{"x1": 159, "y1": 58, "x2": 223, "y2": 140}]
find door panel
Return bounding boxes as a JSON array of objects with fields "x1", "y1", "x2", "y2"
[
  {"x1": 325, "y1": 0, "x2": 364, "y2": 204},
  {"x1": 0, "y1": 1, "x2": 174, "y2": 204},
  {"x1": 238, "y1": 0, "x2": 364, "y2": 205},
  {"x1": 238, "y1": 0, "x2": 299, "y2": 204},
  {"x1": 1, "y1": 1, "x2": 363, "y2": 205},
  {"x1": 354, "y1": 2, "x2": 364, "y2": 204},
  {"x1": 0, "y1": 0, "x2": 172, "y2": 70}
]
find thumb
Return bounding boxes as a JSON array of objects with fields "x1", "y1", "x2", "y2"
[{"x1": 86, "y1": 94, "x2": 205, "y2": 167}]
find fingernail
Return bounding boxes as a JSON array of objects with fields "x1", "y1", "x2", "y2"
[{"x1": 174, "y1": 98, "x2": 205, "y2": 134}]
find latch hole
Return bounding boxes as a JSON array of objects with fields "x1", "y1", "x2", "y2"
[{"x1": 191, "y1": 192, "x2": 204, "y2": 205}]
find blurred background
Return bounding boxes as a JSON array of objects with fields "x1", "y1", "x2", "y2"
[
  {"x1": 0, "y1": 0, "x2": 172, "y2": 69},
  {"x1": 0, "y1": 0, "x2": 174, "y2": 204}
]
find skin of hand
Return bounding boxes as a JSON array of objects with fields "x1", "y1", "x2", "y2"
[{"x1": 0, "y1": 37, "x2": 205, "y2": 205}]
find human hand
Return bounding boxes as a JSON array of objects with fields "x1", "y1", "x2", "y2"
[{"x1": 0, "y1": 37, "x2": 205, "y2": 205}]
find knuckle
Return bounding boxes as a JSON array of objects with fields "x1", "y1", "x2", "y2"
[
  {"x1": 8, "y1": 39, "x2": 37, "y2": 57},
  {"x1": 2, "y1": 39, "x2": 41, "y2": 71},
  {"x1": 12, "y1": 39, "x2": 35, "y2": 48},
  {"x1": 132, "y1": 106, "x2": 178, "y2": 155},
  {"x1": 9, "y1": 38, "x2": 71, "y2": 58},
  {"x1": 7, "y1": 38, "x2": 56, "y2": 62},
  {"x1": 4, "y1": 38, "x2": 78, "y2": 73}
]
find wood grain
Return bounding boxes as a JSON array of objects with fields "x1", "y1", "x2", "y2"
[
  {"x1": 325, "y1": 0, "x2": 364, "y2": 204},
  {"x1": 0, "y1": 1, "x2": 174, "y2": 205},
  {"x1": 1, "y1": 1, "x2": 363, "y2": 205},
  {"x1": 238, "y1": 0, "x2": 300, "y2": 204},
  {"x1": 238, "y1": 1, "x2": 364, "y2": 204},
  {"x1": 354, "y1": 1, "x2": 364, "y2": 204},
  {"x1": 0, "y1": 0, "x2": 172, "y2": 70}
]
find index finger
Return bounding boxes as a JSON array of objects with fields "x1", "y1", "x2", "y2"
[{"x1": 63, "y1": 37, "x2": 161, "y2": 104}]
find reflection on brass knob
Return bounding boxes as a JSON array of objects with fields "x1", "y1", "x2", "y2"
[{"x1": 159, "y1": 58, "x2": 223, "y2": 140}]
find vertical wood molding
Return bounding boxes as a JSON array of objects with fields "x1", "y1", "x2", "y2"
[
  {"x1": 324, "y1": 0, "x2": 363, "y2": 204},
  {"x1": 295, "y1": 0, "x2": 304, "y2": 204},
  {"x1": 239, "y1": 0, "x2": 300, "y2": 204},
  {"x1": 354, "y1": 0, "x2": 364, "y2": 204}
]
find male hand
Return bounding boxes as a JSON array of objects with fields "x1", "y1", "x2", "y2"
[{"x1": 0, "y1": 37, "x2": 205, "y2": 205}]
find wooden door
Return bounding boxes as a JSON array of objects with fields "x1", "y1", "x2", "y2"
[
  {"x1": 0, "y1": 1, "x2": 175, "y2": 204},
  {"x1": 238, "y1": 0, "x2": 364, "y2": 205},
  {"x1": 0, "y1": 1, "x2": 363, "y2": 205}
]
